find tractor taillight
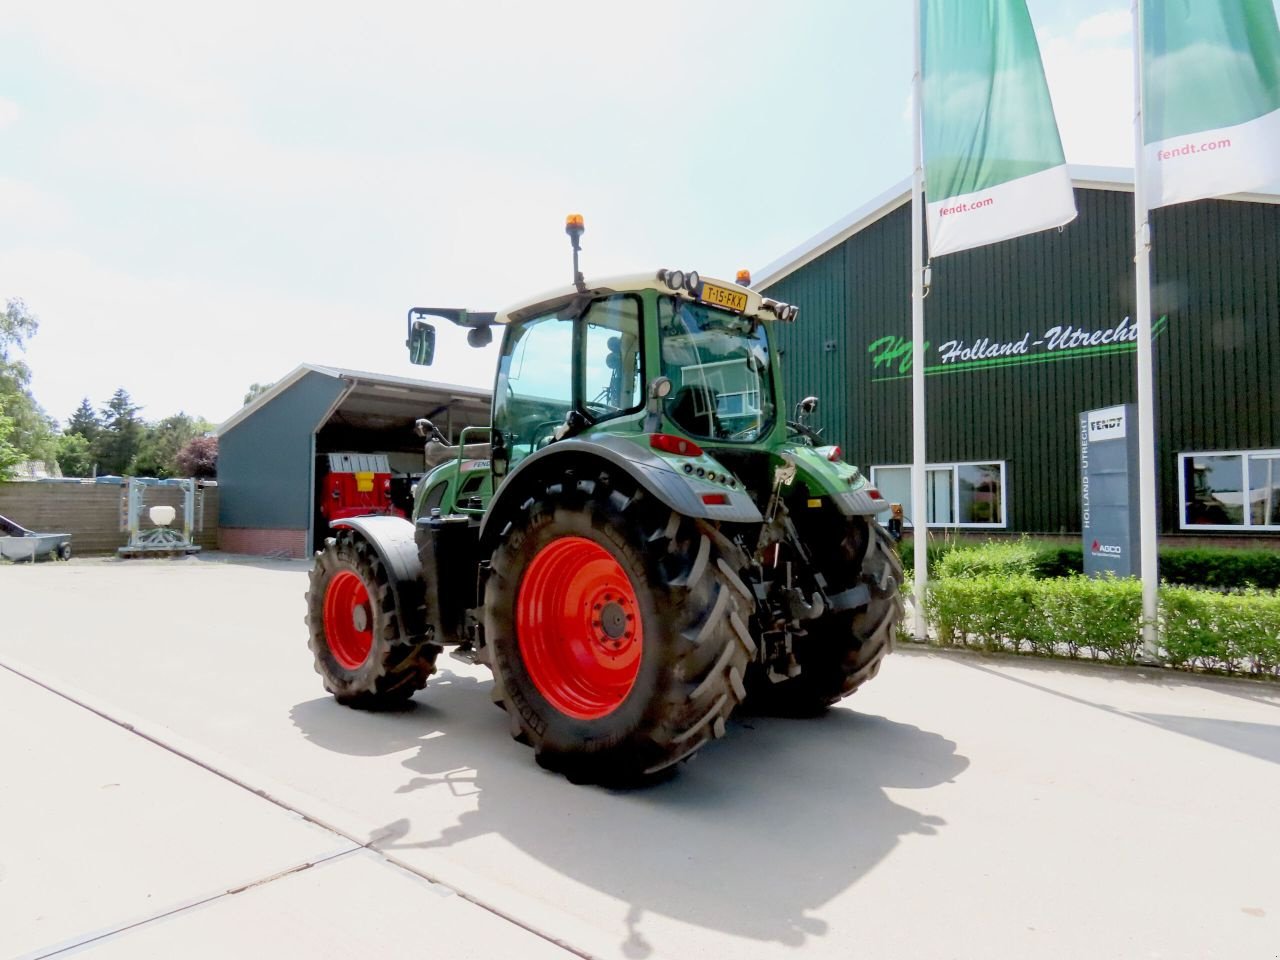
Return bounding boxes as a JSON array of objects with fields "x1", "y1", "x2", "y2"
[
  {"x1": 700, "y1": 493, "x2": 729, "y2": 506},
  {"x1": 650, "y1": 433, "x2": 703, "y2": 457},
  {"x1": 828, "y1": 446, "x2": 842, "y2": 462},
  {"x1": 869, "y1": 488, "x2": 883, "y2": 499}
]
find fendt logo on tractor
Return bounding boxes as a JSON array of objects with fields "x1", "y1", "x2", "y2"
[{"x1": 304, "y1": 216, "x2": 904, "y2": 785}]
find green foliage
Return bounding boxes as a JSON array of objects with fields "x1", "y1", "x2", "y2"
[
  {"x1": 93, "y1": 388, "x2": 145, "y2": 475},
  {"x1": 936, "y1": 537, "x2": 1039, "y2": 579},
  {"x1": 1161, "y1": 586, "x2": 1280, "y2": 675},
  {"x1": 0, "y1": 397, "x2": 23, "y2": 479},
  {"x1": 243, "y1": 381, "x2": 274, "y2": 406},
  {"x1": 895, "y1": 538, "x2": 956, "y2": 576},
  {"x1": 1031, "y1": 545, "x2": 1084, "y2": 578},
  {"x1": 130, "y1": 413, "x2": 211, "y2": 478},
  {"x1": 1159, "y1": 548, "x2": 1280, "y2": 590},
  {"x1": 54, "y1": 432, "x2": 94, "y2": 477},
  {"x1": 0, "y1": 298, "x2": 57, "y2": 466},
  {"x1": 911, "y1": 538, "x2": 1280, "y2": 589},
  {"x1": 925, "y1": 573, "x2": 1277, "y2": 676},
  {"x1": 66, "y1": 398, "x2": 101, "y2": 442},
  {"x1": 0, "y1": 298, "x2": 39, "y2": 375},
  {"x1": 1026, "y1": 543, "x2": 1280, "y2": 588}
]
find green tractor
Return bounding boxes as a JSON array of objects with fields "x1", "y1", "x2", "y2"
[{"x1": 305, "y1": 216, "x2": 904, "y2": 783}]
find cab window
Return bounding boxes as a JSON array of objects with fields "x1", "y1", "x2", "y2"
[
  {"x1": 493, "y1": 294, "x2": 644, "y2": 472},
  {"x1": 582, "y1": 296, "x2": 642, "y2": 417},
  {"x1": 495, "y1": 313, "x2": 575, "y2": 468}
]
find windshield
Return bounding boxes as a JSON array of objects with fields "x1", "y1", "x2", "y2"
[{"x1": 658, "y1": 297, "x2": 775, "y2": 443}]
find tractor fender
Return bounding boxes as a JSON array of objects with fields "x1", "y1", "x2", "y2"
[
  {"x1": 479, "y1": 433, "x2": 762, "y2": 547},
  {"x1": 831, "y1": 488, "x2": 893, "y2": 517},
  {"x1": 329, "y1": 515, "x2": 428, "y2": 641}
]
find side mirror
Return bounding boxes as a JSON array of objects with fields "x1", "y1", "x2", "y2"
[
  {"x1": 798, "y1": 396, "x2": 819, "y2": 416},
  {"x1": 644, "y1": 376, "x2": 673, "y2": 432},
  {"x1": 408, "y1": 320, "x2": 436, "y2": 365}
]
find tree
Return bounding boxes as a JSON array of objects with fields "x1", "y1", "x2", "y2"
[
  {"x1": 0, "y1": 398, "x2": 23, "y2": 479},
  {"x1": 66, "y1": 398, "x2": 101, "y2": 442},
  {"x1": 130, "y1": 413, "x2": 212, "y2": 477},
  {"x1": 93, "y1": 388, "x2": 145, "y2": 475},
  {"x1": 175, "y1": 435, "x2": 218, "y2": 478},
  {"x1": 0, "y1": 298, "x2": 56, "y2": 467},
  {"x1": 55, "y1": 432, "x2": 94, "y2": 477},
  {"x1": 244, "y1": 382, "x2": 274, "y2": 406}
]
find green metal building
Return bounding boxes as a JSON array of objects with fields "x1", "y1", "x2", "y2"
[{"x1": 756, "y1": 167, "x2": 1279, "y2": 539}]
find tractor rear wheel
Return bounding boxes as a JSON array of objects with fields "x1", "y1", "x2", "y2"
[
  {"x1": 751, "y1": 518, "x2": 903, "y2": 715},
  {"x1": 485, "y1": 478, "x2": 755, "y2": 784},
  {"x1": 306, "y1": 533, "x2": 439, "y2": 708}
]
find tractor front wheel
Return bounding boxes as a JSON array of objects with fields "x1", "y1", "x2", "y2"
[
  {"x1": 485, "y1": 479, "x2": 755, "y2": 784},
  {"x1": 306, "y1": 533, "x2": 439, "y2": 708}
]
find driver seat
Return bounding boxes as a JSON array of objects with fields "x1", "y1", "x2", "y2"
[{"x1": 668, "y1": 384, "x2": 721, "y2": 438}]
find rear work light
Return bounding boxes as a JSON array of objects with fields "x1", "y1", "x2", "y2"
[{"x1": 650, "y1": 433, "x2": 703, "y2": 457}]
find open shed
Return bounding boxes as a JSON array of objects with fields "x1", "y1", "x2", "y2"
[{"x1": 217, "y1": 364, "x2": 490, "y2": 557}]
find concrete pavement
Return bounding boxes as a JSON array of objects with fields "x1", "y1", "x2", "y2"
[{"x1": 2, "y1": 554, "x2": 1278, "y2": 959}]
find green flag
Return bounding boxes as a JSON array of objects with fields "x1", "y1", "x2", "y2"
[
  {"x1": 1143, "y1": 0, "x2": 1280, "y2": 207},
  {"x1": 921, "y1": 0, "x2": 1076, "y2": 256}
]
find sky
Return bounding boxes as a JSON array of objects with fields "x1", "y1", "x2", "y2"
[{"x1": 0, "y1": 1, "x2": 1148, "y2": 428}]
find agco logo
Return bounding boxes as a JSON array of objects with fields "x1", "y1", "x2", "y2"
[{"x1": 1091, "y1": 539, "x2": 1122, "y2": 557}]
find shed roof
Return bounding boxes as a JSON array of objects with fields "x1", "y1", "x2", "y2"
[
  {"x1": 753, "y1": 165, "x2": 1280, "y2": 291},
  {"x1": 218, "y1": 363, "x2": 491, "y2": 437}
]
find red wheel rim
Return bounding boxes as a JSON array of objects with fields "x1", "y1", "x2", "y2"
[
  {"x1": 324, "y1": 570, "x2": 374, "y2": 670},
  {"x1": 517, "y1": 536, "x2": 643, "y2": 720}
]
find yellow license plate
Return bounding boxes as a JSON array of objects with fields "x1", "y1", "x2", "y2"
[{"x1": 699, "y1": 282, "x2": 748, "y2": 313}]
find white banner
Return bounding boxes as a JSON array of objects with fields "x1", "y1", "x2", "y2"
[
  {"x1": 1144, "y1": 108, "x2": 1280, "y2": 208},
  {"x1": 925, "y1": 163, "x2": 1077, "y2": 258}
]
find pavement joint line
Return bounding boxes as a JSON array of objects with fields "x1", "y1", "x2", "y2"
[
  {"x1": 0, "y1": 657, "x2": 598, "y2": 960},
  {"x1": 18, "y1": 848, "x2": 364, "y2": 960}
]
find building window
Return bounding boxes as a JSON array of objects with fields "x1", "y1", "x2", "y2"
[
  {"x1": 870, "y1": 462, "x2": 1007, "y2": 528},
  {"x1": 1179, "y1": 449, "x2": 1280, "y2": 530}
]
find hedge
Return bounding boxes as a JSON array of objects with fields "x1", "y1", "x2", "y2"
[
  {"x1": 919, "y1": 574, "x2": 1280, "y2": 677},
  {"x1": 1161, "y1": 586, "x2": 1280, "y2": 675},
  {"x1": 897, "y1": 537, "x2": 1280, "y2": 588}
]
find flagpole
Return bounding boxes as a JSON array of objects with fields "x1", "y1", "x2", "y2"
[
  {"x1": 1132, "y1": 0, "x2": 1160, "y2": 659},
  {"x1": 911, "y1": 0, "x2": 929, "y2": 640}
]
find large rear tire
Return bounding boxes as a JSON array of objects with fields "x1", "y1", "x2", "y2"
[
  {"x1": 306, "y1": 533, "x2": 439, "y2": 708},
  {"x1": 751, "y1": 518, "x2": 903, "y2": 716},
  {"x1": 485, "y1": 477, "x2": 755, "y2": 784}
]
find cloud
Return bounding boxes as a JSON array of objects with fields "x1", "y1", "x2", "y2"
[
  {"x1": 0, "y1": 245, "x2": 498, "y2": 424},
  {"x1": 0, "y1": 177, "x2": 71, "y2": 229},
  {"x1": 1038, "y1": 12, "x2": 1134, "y2": 167},
  {"x1": 1075, "y1": 10, "x2": 1131, "y2": 42},
  {"x1": 0, "y1": 98, "x2": 18, "y2": 130}
]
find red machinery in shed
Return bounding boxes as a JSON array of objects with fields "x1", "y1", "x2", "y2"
[{"x1": 319, "y1": 453, "x2": 405, "y2": 523}]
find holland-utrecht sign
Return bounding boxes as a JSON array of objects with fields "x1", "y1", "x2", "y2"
[{"x1": 866, "y1": 314, "x2": 1169, "y2": 382}]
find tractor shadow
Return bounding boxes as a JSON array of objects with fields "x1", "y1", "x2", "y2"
[{"x1": 290, "y1": 668, "x2": 969, "y2": 954}]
